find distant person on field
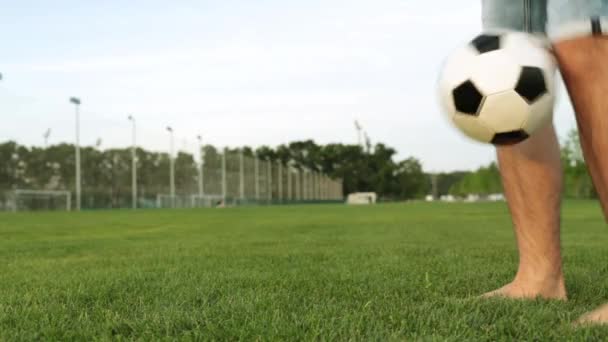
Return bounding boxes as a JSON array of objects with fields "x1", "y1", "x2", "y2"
[{"x1": 480, "y1": 0, "x2": 608, "y2": 324}]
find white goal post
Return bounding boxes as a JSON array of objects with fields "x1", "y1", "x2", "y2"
[{"x1": 12, "y1": 189, "x2": 72, "y2": 212}]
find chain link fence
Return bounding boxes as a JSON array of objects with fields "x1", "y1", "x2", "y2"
[
  {"x1": 1, "y1": 144, "x2": 343, "y2": 212},
  {"x1": 194, "y1": 148, "x2": 343, "y2": 207}
]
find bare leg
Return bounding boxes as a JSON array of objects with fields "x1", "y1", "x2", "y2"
[
  {"x1": 553, "y1": 35, "x2": 608, "y2": 324},
  {"x1": 483, "y1": 123, "x2": 567, "y2": 300},
  {"x1": 555, "y1": 36, "x2": 608, "y2": 218}
]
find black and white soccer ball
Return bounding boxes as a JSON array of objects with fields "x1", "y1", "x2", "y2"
[{"x1": 438, "y1": 31, "x2": 556, "y2": 145}]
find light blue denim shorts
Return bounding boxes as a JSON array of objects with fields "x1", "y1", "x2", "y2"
[{"x1": 482, "y1": 0, "x2": 608, "y2": 41}]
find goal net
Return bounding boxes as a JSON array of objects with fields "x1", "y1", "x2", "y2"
[
  {"x1": 11, "y1": 189, "x2": 71, "y2": 212},
  {"x1": 155, "y1": 194, "x2": 196, "y2": 209},
  {"x1": 190, "y1": 194, "x2": 225, "y2": 208},
  {"x1": 156, "y1": 194, "x2": 225, "y2": 209}
]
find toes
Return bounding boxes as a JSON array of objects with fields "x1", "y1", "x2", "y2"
[
  {"x1": 575, "y1": 304, "x2": 608, "y2": 326},
  {"x1": 481, "y1": 290, "x2": 502, "y2": 298},
  {"x1": 480, "y1": 286, "x2": 510, "y2": 299}
]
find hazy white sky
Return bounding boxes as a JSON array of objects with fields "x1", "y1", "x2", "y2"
[{"x1": 0, "y1": 0, "x2": 577, "y2": 172}]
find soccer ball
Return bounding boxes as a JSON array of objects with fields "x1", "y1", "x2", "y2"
[{"x1": 438, "y1": 31, "x2": 556, "y2": 145}]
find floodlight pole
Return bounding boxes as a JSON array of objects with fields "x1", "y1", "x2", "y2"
[
  {"x1": 43, "y1": 129, "x2": 51, "y2": 147},
  {"x1": 287, "y1": 164, "x2": 292, "y2": 201},
  {"x1": 295, "y1": 169, "x2": 300, "y2": 201},
  {"x1": 277, "y1": 161, "x2": 282, "y2": 203},
  {"x1": 221, "y1": 148, "x2": 227, "y2": 202},
  {"x1": 355, "y1": 120, "x2": 362, "y2": 147},
  {"x1": 313, "y1": 172, "x2": 317, "y2": 200},
  {"x1": 197, "y1": 135, "x2": 204, "y2": 197},
  {"x1": 317, "y1": 173, "x2": 322, "y2": 200},
  {"x1": 308, "y1": 170, "x2": 313, "y2": 200},
  {"x1": 312, "y1": 172, "x2": 317, "y2": 200},
  {"x1": 254, "y1": 153, "x2": 259, "y2": 201},
  {"x1": 267, "y1": 159, "x2": 272, "y2": 203},
  {"x1": 166, "y1": 126, "x2": 175, "y2": 208},
  {"x1": 128, "y1": 115, "x2": 137, "y2": 209},
  {"x1": 302, "y1": 169, "x2": 307, "y2": 201},
  {"x1": 320, "y1": 175, "x2": 324, "y2": 200},
  {"x1": 307, "y1": 170, "x2": 311, "y2": 200},
  {"x1": 315, "y1": 172, "x2": 318, "y2": 200},
  {"x1": 239, "y1": 149, "x2": 245, "y2": 200},
  {"x1": 70, "y1": 97, "x2": 82, "y2": 211}
]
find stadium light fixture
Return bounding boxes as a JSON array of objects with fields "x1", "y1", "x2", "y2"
[
  {"x1": 364, "y1": 131, "x2": 371, "y2": 154},
  {"x1": 166, "y1": 126, "x2": 175, "y2": 207},
  {"x1": 128, "y1": 115, "x2": 137, "y2": 209},
  {"x1": 354, "y1": 120, "x2": 362, "y2": 147},
  {"x1": 43, "y1": 129, "x2": 51, "y2": 147},
  {"x1": 70, "y1": 97, "x2": 82, "y2": 211}
]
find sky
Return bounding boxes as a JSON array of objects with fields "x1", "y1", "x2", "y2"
[{"x1": 0, "y1": 0, "x2": 577, "y2": 172}]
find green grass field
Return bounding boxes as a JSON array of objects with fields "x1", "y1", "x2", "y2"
[{"x1": 2, "y1": 201, "x2": 608, "y2": 340}]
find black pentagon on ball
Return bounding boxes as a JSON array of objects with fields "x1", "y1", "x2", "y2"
[
  {"x1": 515, "y1": 66, "x2": 547, "y2": 103},
  {"x1": 452, "y1": 80, "x2": 484, "y2": 115},
  {"x1": 471, "y1": 34, "x2": 501, "y2": 54},
  {"x1": 491, "y1": 130, "x2": 530, "y2": 145}
]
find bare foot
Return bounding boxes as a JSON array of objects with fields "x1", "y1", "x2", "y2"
[
  {"x1": 482, "y1": 279, "x2": 567, "y2": 300},
  {"x1": 577, "y1": 303, "x2": 608, "y2": 325}
]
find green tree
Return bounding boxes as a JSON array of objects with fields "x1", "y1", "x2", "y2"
[
  {"x1": 1, "y1": 139, "x2": 430, "y2": 203},
  {"x1": 395, "y1": 158, "x2": 428, "y2": 199},
  {"x1": 449, "y1": 163, "x2": 501, "y2": 196}
]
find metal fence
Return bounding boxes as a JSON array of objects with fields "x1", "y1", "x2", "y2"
[
  {"x1": 194, "y1": 149, "x2": 343, "y2": 207},
  {"x1": 1, "y1": 146, "x2": 343, "y2": 212}
]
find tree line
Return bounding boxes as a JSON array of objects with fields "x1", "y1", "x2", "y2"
[
  {"x1": 2, "y1": 127, "x2": 594, "y2": 208},
  {"x1": 446, "y1": 128, "x2": 595, "y2": 198},
  {"x1": 0, "y1": 140, "x2": 430, "y2": 207}
]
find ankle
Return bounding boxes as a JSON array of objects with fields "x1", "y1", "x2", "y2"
[
  {"x1": 511, "y1": 271, "x2": 567, "y2": 299},
  {"x1": 514, "y1": 267, "x2": 565, "y2": 287}
]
